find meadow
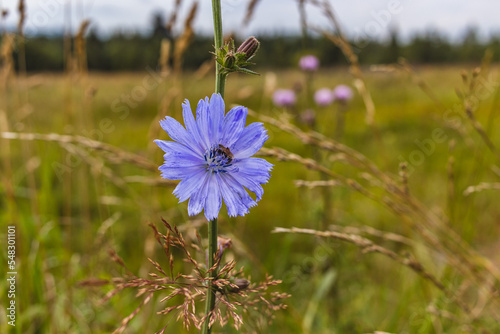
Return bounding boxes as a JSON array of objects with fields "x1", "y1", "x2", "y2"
[{"x1": 1, "y1": 57, "x2": 500, "y2": 334}]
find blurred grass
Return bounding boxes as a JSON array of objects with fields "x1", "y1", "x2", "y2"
[{"x1": 1, "y1": 64, "x2": 500, "y2": 333}]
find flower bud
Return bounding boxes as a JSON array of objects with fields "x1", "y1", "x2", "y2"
[
  {"x1": 223, "y1": 54, "x2": 236, "y2": 69},
  {"x1": 237, "y1": 36, "x2": 260, "y2": 61}
]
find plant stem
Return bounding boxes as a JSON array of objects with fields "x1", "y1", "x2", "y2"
[
  {"x1": 202, "y1": 2, "x2": 225, "y2": 333},
  {"x1": 202, "y1": 218, "x2": 218, "y2": 334},
  {"x1": 212, "y1": 0, "x2": 226, "y2": 98}
]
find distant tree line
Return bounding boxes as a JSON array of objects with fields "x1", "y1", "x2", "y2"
[{"x1": 4, "y1": 27, "x2": 499, "y2": 72}]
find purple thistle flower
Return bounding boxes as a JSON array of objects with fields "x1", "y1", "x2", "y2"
[
  {"x1": 314, "y1": 88, "x2": 335, "y2": 107},
  {"x1": 155, "y1": 94, "x2": 273, "y2": 221},
  {"x1": 333, "y1": 84, "x2": 354, "y2": 102},
  {"x1": 299, "y1": 55, "x2": 319, "y2": 72},
  {"x1": 272, "y1": 89, "x2": 296, "y2": 108}
]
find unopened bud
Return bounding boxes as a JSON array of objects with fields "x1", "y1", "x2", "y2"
[
  {"x1": 237, "y1": 36, "x2": 260, "y2": 61},
  {"x1": 223, "y1": 54, "x2": 236, "y2": 69}
]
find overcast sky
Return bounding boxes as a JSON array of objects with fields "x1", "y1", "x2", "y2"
[{"x1": 1, "y1": 0, "x2": 498, "y2": 41}]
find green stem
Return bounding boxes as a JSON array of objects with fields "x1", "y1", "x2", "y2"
[
  {"x1": 202, "y1": 218, "x2": 218, "y2": 334},
  {"x1": 212, "y1": 0, "x2": 225, "y2": 98},
  {"x1": 202, "y1": 2, "x2": 225, "y2": 333}
]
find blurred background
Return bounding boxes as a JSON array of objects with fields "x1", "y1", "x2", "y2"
[
  {"x1": 0, "y1": 0, "x2": 499, "y2": 71},
  {"x1": 1, "y1": 0, "x2": 500, "y2": 333}
]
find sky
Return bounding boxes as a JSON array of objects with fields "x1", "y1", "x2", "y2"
[{"x1": 0, "y1": 0, "x2": 498, "y2": 41}]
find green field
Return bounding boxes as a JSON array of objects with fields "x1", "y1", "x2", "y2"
[{"x1": 2, "y1": 64, "x2": 500, "y2": 333}]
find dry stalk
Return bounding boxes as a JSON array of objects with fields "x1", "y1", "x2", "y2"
[
  {"x1": 463, "y1": 182, "x2": 500, "y2": 196},
  {"x1": 16, "y1": 0, "x2": 25, "y2": 35},
  {"x1": 173, "y1": 1, "x2": 198, "y2": 75},
  {"x1": 272, "y1": 227, "x2": 473, "y2": 316},
  {"x1": 16, "y1": 0, "x2": 26, "y2": 75},
  {"x1": 0, "y1": 34, "x2": 14, "y2": 204},
  {"x1": 243, "y1": 0, "x2": 261, "y2": 28},
  {"x1": 159, "y1": 39, "x2": 172, "y2": 76},
  {"x1": 294, "y1": 179, "x2": 341, "y2": 188},
  {"x1": 464, "y1": 102, "x2": 497, "y2": 156},
  {"x1": 0, "y1": 131, "x2": 157, "y2": 171},
  {"x1": 166, "y1": 0, "x2": 183, "y2": 34},
  {"x1": 113, "y1": 293, "x2": 154, "y2": 334},
  {"x1": 82, "y1": 220, "x2": 288, "y2": 332},
  {"x1": 327, "y1": 224, "x2": 415, "y2": 247},
  {"x1": 399, "y1": 162, "x2": 409, "y2": 196},
  {"x1": 75, "y1": 20, "x2": 91, "y2": 74},
  {"x1": 0, "y1": 33, "x2": 14, "y2": 88}
]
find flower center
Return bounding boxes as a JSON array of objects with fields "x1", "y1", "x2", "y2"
[{"x1": 204, "y1": 145, "x2": 233, "y2": 174}]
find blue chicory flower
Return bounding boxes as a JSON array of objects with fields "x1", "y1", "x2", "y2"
[{"x1": 155, "y1": 93, "x2": 273, "y2": 221}]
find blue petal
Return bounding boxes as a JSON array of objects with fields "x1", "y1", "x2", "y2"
[
  {"x1": 159, "y1": 164, "x2": 204, "y2": 180},
  {"x1": 204, "y1": 174, "x2": 222, "y2": 220},
  {"x1": 224, "y1": 174, "x2": 257, "y2": 211},
  {"x1": 188, "y1": 172, "x2": 210, "y2": 217},
  {"x1": 161, "y1": 153, "x2": 204, "y2": 168},
  {"x1": 216, "y1": 174, "x2": 243, "y2": 217},
  {"x1": 182, "y1": 99, "x2": 206, "y2": 152},
  {"x1": 235, "y1": 157, "x2": 273, "y2": 179},
  {"x1": 173, "y1": 169, "x2": 207, "y2": 202},
  {"x1": 217, "y1": 174, "x2": 257, "y2": 217},
  {"x1": 231, "y1": 122, "x2": 269, "y2": 159},
  {"x1": 196, "y1": 98, "x2": 211, "y2": 149},
  {"x1": 159, "y1": 117, "x2": 201, "y2": 156},
  {"x1": 232, "y1": 158, "x2": 273, "y2": 200},
  {"x1": 220, "y1": 106, "x2": 247, "y2": 147},
  {"x1": 154, "y1": 140, "x2": 200, "y2": 160},
  {"x1": 232, "y1": 172, "x2": 264, "y2": 200},
  {"x1": 208, "y1": 93, "x2": 225, "y2": 145}
]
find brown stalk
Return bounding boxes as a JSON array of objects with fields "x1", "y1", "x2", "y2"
[
  {"x1": 173, "y1": 1, "x2": 198, "y2": 75},
  {"x1": 272, "y1": 227, "x2": 472, "y2": 315},
  {"x1": 75, "y1": 20, "x2": 91, "y2": 74},
  {"x1": 0, "y1": 131, "x2": 157, "y2": 171},
  {"x1": 166, "y1": 0, "x2": 183, "y2": 34},
  {"x1": 243, "y1": 0, "x2": 261, "y2": 28}
]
